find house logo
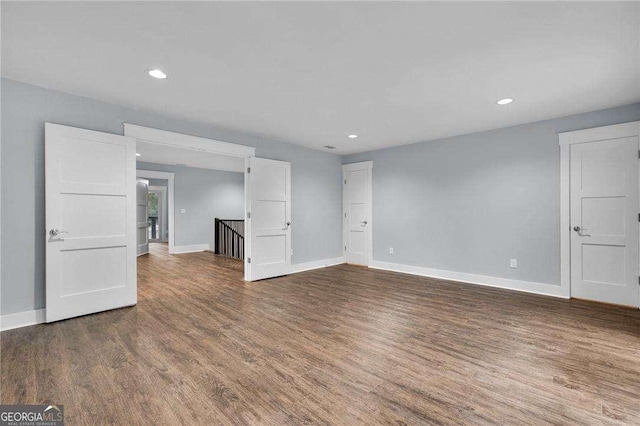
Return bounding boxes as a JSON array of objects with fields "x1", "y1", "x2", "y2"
[{"x1": 0, "y1": 404, "x2": 64, "y2": 425}]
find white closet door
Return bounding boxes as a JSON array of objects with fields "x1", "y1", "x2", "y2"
[{"x1": 343, "y1": 162, "x2": 373, "y2": 266}]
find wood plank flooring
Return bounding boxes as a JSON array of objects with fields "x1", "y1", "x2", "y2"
[{"x1": 2, "y1": 243, "x2": 640, "y2": 424}]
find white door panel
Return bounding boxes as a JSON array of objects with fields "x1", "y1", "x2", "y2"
[
  {"x1": 46, "y1": 123, "x2": 137, "y2": 323},
  {"x1": 570, "y1": 136, "x2": 639, "y2": 307},
  {"x1": 136, "y1": 179, "x2": 149, "y2": 255},
  {"x1": 246, "y1": 158, "x2": 291, "y2": 281},
  {"x1": 343, "y1": 163, "x2": 372, "y2": 266}
]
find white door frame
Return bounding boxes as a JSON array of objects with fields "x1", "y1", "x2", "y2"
[
  {"x1": 136, "y1": 170, "x2": 175, "y2": 252},
  {"x1": 342, "y1": 161, "x2": 373, "y2": 266},
  {"x1": 148, "y1": 185, "x2": 167, "y2": 242},
  {"x1": 124, "y1": 124, "x2": 255, "y2": 279},
  {"x1": 558, "y1": 120, "x2": 640, "y2": 304}
]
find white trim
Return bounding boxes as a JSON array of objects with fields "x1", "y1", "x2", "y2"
[
  {"x1": 172, "y1": 244, "x2": 210, "y2": 254},
  {"x1": 558, "y1": 121, "x2": 640, "y2": 146},
  {"x1": 342, "y1": 161, "x2": 373, "y2": 172},
  {"x1": 127, "y1": 125, "x2": 251, "y2": 280},
  {"x1": 1, "y1": 309, "x2": 46, "y2": 332},
  {"x1": 558, "y1": 120, "x2": 640, "y2": 304},
  {"x1": 124, "y1": 124, "x2": 256, "y2": 158},
  {"x1": 559, "y1": 142, "x2": 571, "y2": 298},
  {"x1": 342, "y1": 161, "x2": 373, "y2": 267},
  {"x1": 290, "y1": 257, "x2": 345, "y2": 274},
  {"x1": 369, "y1": 261, "x2": 567, "y2": 299},
  {"x1": 244, "y1": 158, "x2": 251, "y2": 281},
  {"x1": 136, "y1": 170, "x2": 176, "y2": 253},
  {"x1": 148, "y1": 186, "x2": 168, "y2": 242}
]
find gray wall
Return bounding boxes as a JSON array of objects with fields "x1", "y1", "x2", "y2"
[
  {"x1": 344, "y1": 103, "x2": 640, "y2": 286},
  {"x1": 1, "y1": 78, "x2": 343, "y2": 315},
  {"x1": 138, "y1": 162, "x2": 244, "y2": 249}
]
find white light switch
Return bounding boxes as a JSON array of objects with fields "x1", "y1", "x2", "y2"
[
  {"x1": 180, "y1": 208, "x2": 186, "y2": 214},
  {"x1": 389, "y1": 247, "x2": 394, "y2": 255},
  {"x1": 510, "y1": 258, "x2": 517, "y2": 269}
]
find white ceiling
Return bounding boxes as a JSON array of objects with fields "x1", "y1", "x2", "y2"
[
  {"x1": 136, "y1": 141, "x2": 245, "y2": 173},
  {"x1": 2, "y1": 2, "x2": 639, "y2": 154}
]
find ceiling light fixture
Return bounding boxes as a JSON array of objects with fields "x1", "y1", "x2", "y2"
[
  {"x1": 496, "y1": 98, "x2": 514, "y2": 105},
  {"x1": 136, "y1": 153, "x2": 141, "y2": 157},
  {"x1": 148, "y1": 69, "x2": 167, "y2": 79},
  {"x1": 348, "y1": 134, "x2": 358, "y2": 139}
]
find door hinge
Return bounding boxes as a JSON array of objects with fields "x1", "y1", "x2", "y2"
[
  {"x1": 247, "y1": 167, "x2": 251, "y2": 173},
  {"x1": 344, "y1": 245, "x2": 347, "y2": 251},
  {"x1": 247, "y1": 257, "x2": 251, "y2": 264},
  {"x1": 344, "y1": 212, "x2": 347, "y2": 218},
  {"x1": 247, "y1": 212, "x2": 251, "y2": 219},
  {"x1": 344, "y1": 179, "x2": 347, "y2": 185}
]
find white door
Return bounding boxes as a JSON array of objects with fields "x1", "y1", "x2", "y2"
[
  {"x1": 343, "y1": 162, "x2": 373, "y2": 266},
  {"x1": 246, "y1": 158, "x2": 291, "y2": 281},
  {"x1": 45, "y1": 123, "x2": 137, "y2": 322},
  {"x1": 136, "y1": 179, "x2": 149, "y2": 255},
  {"x1": 570, "y1": 136, "x2": 639, "y2": 307}
]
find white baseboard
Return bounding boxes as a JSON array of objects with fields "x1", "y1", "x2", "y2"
[
  {"x1": 290, "y1": 257, "x2": 345, "y2": 274},
  {"x1": 170, "y1": 244, "x2": 210, "y2": 254},
  {"x1": 369, "y1": 260, "x2": 568, "y2": 299},
  {"x1": 1, "y1": 309, "x2": 46, "y2": 332}
]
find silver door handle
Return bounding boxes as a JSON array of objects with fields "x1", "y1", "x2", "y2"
[
  {"x1": 361, "y1": 221, "x2": 368, "y2": 227},
  {"x1": 282, "y1": 221, "x2": 291, "y2": 230},
  {"x1": 573, "y1": 226, "x2": 590, "y2": 236},
  {"x1": 49, "y1": 229, "x2": 68, "y2": 237}
]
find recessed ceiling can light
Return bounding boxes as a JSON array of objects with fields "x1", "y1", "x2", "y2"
[
  {"x1": 136, "y1": 153, "x2": 141, "y2": 157},
  {"x1": 496, "y1": 98, "x2": 514, "y2": 105},
  {"x1": 348, "y1": 134, "x2": 358, "y2": 139},
  {"x1": 148, "y1": 69, "x2": 167, "y2": 79}
]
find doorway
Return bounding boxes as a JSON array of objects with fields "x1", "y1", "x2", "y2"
[
  {"x1": 559, "y1": 121, "x2": 640, "y2": 307},
  {"x1": 148, "y1": 186, "x2": 167, "y2": 243},
  {"x1": 342, "y1": 161, "x2": 373, "y2": 266}
]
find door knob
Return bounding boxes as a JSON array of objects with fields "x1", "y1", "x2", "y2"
[
  {"x1": 361, "y1": 221, "x2": 368, "y2": 227},
  {"x1": 49, "y1": 229, "x2": 68, "y2": 237},
  {"x1": 573, "y1": 226, "x2": 581, "y2": 232},
  {"x1": 282, "y1": 221, "x2": 291, "y2": 230}
]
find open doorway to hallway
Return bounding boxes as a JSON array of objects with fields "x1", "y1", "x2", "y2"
[{"x1": 135, "y1": 143, "x2": 246, "y2": 277}]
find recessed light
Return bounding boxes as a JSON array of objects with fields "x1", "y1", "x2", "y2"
[
  {"x1": 135, "y1": 153, "x2": 141, "y2": 157},
  {"x1": 148, "y1": 69, "x2": 167, "y2": 79},
  {"x1": 496, "y1": 98, "x2": 514, "y2": 105},
  {"x1": 348, "y1": 134, "x2": 358, "y2": 139}
]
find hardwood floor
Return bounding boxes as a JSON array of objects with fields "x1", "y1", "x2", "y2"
[{"x1": 2, "y1": 243, "x2": 640, "y2": 424}]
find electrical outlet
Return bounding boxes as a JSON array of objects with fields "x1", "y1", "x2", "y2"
[
  {"x1": 389, "y1": 247, "x2": 394, "y2": 255},
  {"x1": 180, "y1": 208, "x2": 186, "y2": 214},
  {"x1": 510, "y1": 258, "x2": 517, "y2": 269}
]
